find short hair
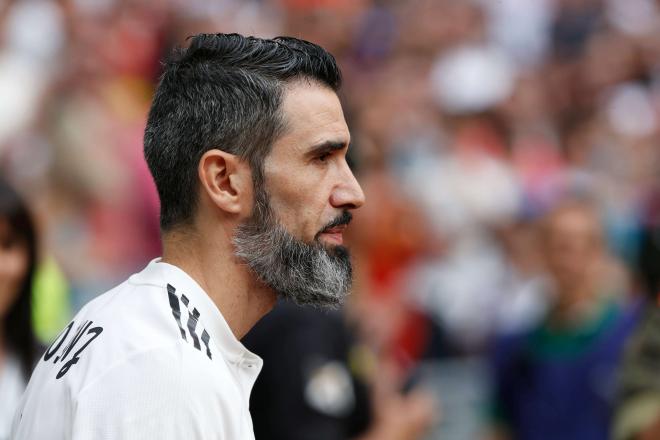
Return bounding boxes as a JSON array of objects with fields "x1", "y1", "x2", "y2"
[{"x1": 144, "y1": 33, "x2": 342, "y2": 231}]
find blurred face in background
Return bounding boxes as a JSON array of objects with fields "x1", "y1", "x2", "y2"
[
  {"x1": 0, "y1": 217, "x2": 29, "y2": 319},
  {"x1": 541, "y1": 203, "x2": 604, "y2": 294}
]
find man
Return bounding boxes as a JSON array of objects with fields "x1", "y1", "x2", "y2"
[
  {"x1": 489, "y1": 200, "x2": 640, "y2": 440},
  {"x1": 11, "y1": 33, "x2": 364, "y2": 440}
]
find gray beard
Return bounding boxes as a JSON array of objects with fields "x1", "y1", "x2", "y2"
[{"x1": 233, "y1": 188, "x2": 352, "y2": 308}]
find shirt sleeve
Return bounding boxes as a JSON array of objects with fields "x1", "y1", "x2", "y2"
[{"x1": 71, "y1": 343, "x2": 230, "y2": 440}]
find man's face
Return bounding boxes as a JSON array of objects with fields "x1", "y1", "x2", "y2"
[
  {"x1": 233, "y1": 80, "x2": 365, "y2": 307},
  {"x1": 543, "y1": 206, "x2": 603, "y2": 292},
  {"x1": 262, "y1": 80, "x2": 364, "y2": 245}
]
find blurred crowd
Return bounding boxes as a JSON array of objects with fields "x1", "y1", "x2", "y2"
[{"x1": 1, "y1": 0, "x2": 660, "y2": 439}]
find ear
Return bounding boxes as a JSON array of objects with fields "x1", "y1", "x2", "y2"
[{"x1": 198, "y1": 149, "x2": 252, "y2": 215}]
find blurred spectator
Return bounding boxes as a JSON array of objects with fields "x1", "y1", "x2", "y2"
[
  {"x1": 0, "y1": 177, "x2": 39, "y2": 440},
  {"x1": 489, "y1": 200, "x2": 641, "y2": 440},
  {"x1": 637, "y1": 188, "x2": 660, "y2": 300},
  {"x1": 612, "y1": 193, "x2": 660, "y2": 440},
  {"x1": 348, "y1": 168, "x2": 442, "y2": 371},
  {"x1": 613, "y1": 306, "x2": 660, "y2": 440},
  {"x1": 243, "y1": 300, "x2": 436, "y2": 440},
  {"x1": 243, "y1": 301, "x2": 372, "y2": 440}
]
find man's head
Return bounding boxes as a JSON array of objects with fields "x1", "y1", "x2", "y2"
[
  {"x1": 144, "y1": 33, "x2": 364, "y2": 307},
  {"x1": 540, "y1": 200, "x2": 604, "y2": 294}
]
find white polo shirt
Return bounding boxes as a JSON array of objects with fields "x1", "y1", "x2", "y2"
[{"x1": 11, "y1": 259, "x2": 263, "y2": 440}]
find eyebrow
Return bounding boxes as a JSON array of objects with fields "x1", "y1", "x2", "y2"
[{"x1": 306, "y1": 140, "x2": 348, "y2": 157}]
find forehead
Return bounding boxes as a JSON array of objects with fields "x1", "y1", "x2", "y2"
[
  {"x1": 271, "y1": 80, "x2": 349, "y2": 156},
  {"x1": 546, "y1": 207, "x2": 601, "y2": 241}
]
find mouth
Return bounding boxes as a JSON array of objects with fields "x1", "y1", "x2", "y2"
[
  {"x1": 316, "y1": 211, "x2": 352, "y2": 246},
  {"x1": 320, "y1": 224, "x2": 347, "y2": 245}
]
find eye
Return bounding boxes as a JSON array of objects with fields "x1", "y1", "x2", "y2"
[{"x1": 317, "y1": 152, "x2": 331, "y2": 162}]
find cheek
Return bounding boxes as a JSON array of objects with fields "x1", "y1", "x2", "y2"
[
  {"x1": 271, "y1": 193, "x2": 326, "y2": 238},
  {"x1": 266, "y1": 175, "x2": 331, "y2": 238}
]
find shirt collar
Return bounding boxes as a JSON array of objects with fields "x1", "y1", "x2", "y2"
[{"x1": 129, "y1": 258, "x2": 262, "y2": 367}]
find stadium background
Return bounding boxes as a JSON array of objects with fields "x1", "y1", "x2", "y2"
[{"x1": 1, "y1": 0, "x2": 660, "y2": 438}]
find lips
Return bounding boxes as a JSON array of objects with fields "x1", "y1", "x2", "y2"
[
  {"x1": 316, "y1": 211, "x2": 352, "y2": 244},
  {"x1": 321, "y1": 232, "x2": 344, "y2": 245},
  {"x1": 320, "y1": 224, "x2": 347, "y2": 245},
  {"x1": 323, "y1": 224, "x2": 347, "y2": 234}
]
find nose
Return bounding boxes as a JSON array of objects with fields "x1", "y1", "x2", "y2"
[{"x1": 330, "y1": 163, "x2": 365, "y2": 210}]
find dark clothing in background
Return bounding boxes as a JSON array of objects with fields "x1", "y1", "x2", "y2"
[
  {"x1": 638, "y1": 225, "x2": 660, "y2": 299},
  {"x1": 242, "y1": 301, "x2": 371, "y2": 440}
]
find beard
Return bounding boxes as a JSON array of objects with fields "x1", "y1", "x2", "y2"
[{"x1": 232, "y1": 186, "x2": 353, "y2": 308}]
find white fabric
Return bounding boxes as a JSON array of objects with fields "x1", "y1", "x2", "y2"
[
  {"x1": 0, "y1": 354, "x2": 26, "y2": 440},
  {"x1": 11, "y1": 259, "x2": 262, "y2": 440}
]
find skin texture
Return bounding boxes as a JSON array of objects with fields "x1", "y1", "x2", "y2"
[{"x1": 162, "y1": 80, "x2": 364, "y2": 339}]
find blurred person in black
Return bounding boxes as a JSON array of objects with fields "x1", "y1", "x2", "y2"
[
  {"x1": 489, "y1": 199, "x2": 641, "y2": 440},
  {"x1": 243, "y1": 300, "x2": 436, "y2": 440},
  {"x1": 0, "y1": 177, "x2": 39, "y2": 440},
  {"x1": 637, "y1": 191, "x2": 660, "y2": 302}
]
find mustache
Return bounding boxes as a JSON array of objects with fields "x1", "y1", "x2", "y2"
[{"x1": 317, "y1": 211, "x2": 353, "y2": 238}]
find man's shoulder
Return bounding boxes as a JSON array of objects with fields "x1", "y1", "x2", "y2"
[
  {"x1": 74, "y1": 276, "x2": 179, "y2": 347},
  {"x1": 16, "y1": 339, "x2": 243, "y2": 440},
  {"x1": 31, "y1": 277, "x2": 187, "y2": 390}
]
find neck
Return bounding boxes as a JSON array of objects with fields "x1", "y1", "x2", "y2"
[
  {"x1": 549, "y1": 281, "x2": 601, "y2": 327},
  {"x1": 161, "y1": 227, "x2": 276, "y2": 340}
]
